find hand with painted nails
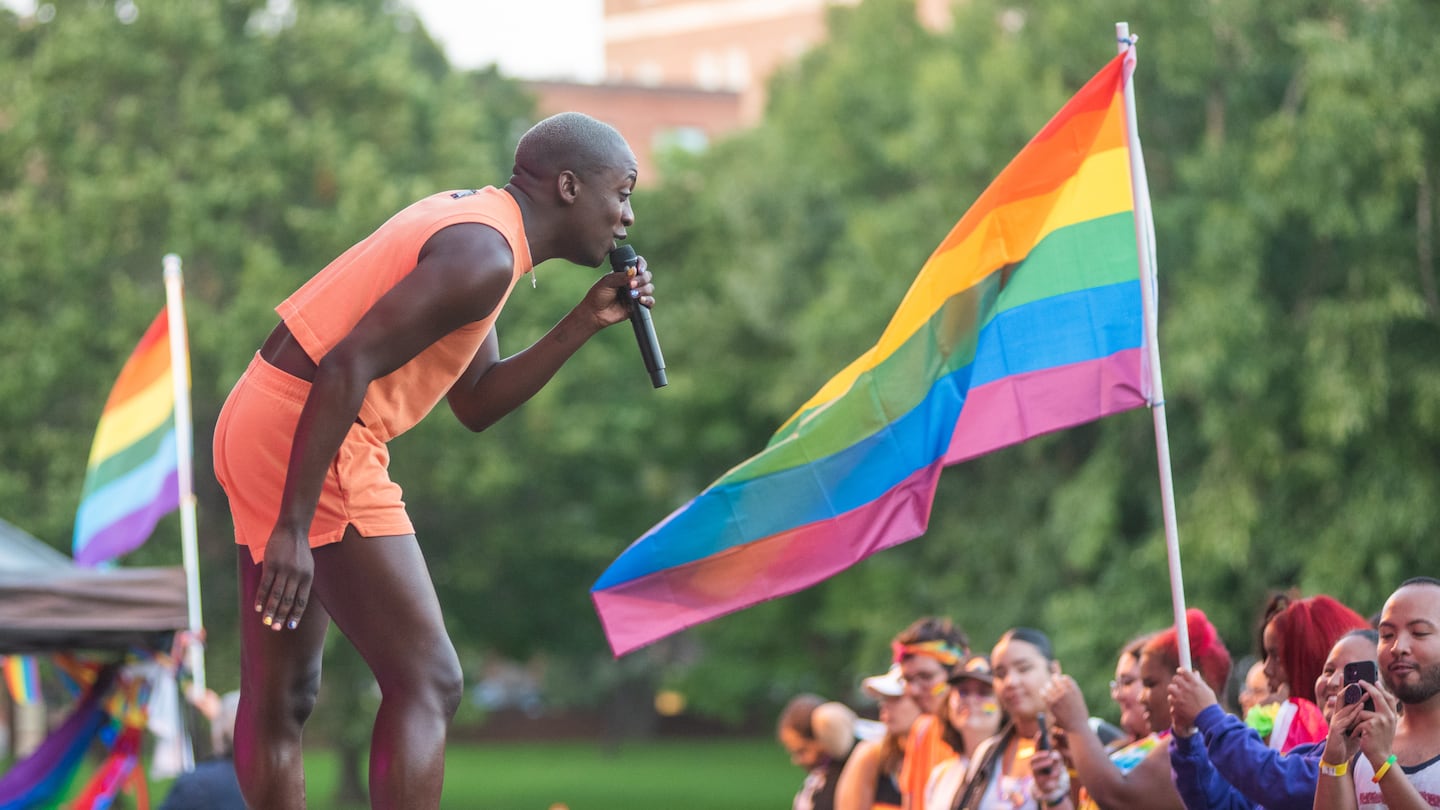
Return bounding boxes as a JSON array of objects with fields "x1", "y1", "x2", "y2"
[
  {"x1": 585, "y1": 254, "x2": 654, "y2": 331},
  {"x1": 255, "y1": 528, "x2": 313, "y2": 632}
]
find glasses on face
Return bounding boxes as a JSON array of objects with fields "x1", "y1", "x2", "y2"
[
  {"x1": 1109, "y1": 675, "x2": 1139, "y2": 697},
  {"x1": 953, "y1": 683, "x2": 992, "y2": 700},
  {"x1": 901, "y1": 670, "x2": 946, "y2": 688}
]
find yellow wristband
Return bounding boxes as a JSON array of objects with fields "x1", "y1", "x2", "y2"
[
  {"x1": 1319, "y1": 760, "x2": 1349, "y2": 777},
  {"x1": 1372, "y1": 754, "x2": 1397, "y2": 783}
]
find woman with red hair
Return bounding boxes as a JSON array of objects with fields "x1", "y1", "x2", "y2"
[{"x1": 1259, "y1": 595, "x2": 1369, "y2": 752}]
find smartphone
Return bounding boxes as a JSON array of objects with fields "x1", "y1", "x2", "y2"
[
  {"x1": 1343, "y1": 660, "x2": 1378, "y2": 712},
  {"x1": 1033, "y1": 711, "x2": 1054, "y2": 776}
]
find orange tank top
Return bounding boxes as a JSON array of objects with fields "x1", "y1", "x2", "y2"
[
  {"x1": 276, "y1": 187, "x2": 532, "y2": 442},
  {"x1": 900, "y1": 715, "x2": 957, "y2": 810}
]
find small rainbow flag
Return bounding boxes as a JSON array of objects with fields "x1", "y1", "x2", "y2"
[
  {"x1": 593, "y1": 52, "x2": 1149, "y2": 655},
  {"x1": 2, "y1": 655, "x2": 42, "y2": 705},
  {"x1": 73, "y1": 311, "x2": 183, "y2": 566}
]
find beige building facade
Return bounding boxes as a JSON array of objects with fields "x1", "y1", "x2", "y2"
[{"x1": 526, "y1": 0, "x2": 953, "y2": 179}]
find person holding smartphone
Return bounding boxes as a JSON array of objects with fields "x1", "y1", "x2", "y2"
[
  {"x1": 951, "y1": 628, "x2": 1072, "y2": 810},
  {"x1": 1168, "y1": 627, "x2": 1378, "y2": 810},
  {"x1": 1315, "y1": 578, "x2": 1440, "y2": 810}
]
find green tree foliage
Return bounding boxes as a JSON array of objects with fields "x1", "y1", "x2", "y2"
[
  {"x1": 0, "y1": 0, "x2": 530, "y2": 792},
  {"x1": 631, "y1": 0, "x2": 1440, "y2": 721}
]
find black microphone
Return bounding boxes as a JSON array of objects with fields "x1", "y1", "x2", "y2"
[{"x1": 608, "y1": 245, "x2": 667, "y2": 388}]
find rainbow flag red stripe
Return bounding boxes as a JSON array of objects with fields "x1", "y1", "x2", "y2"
[
  {"x1": 73, "y1": 311, "x2": 181, "y2": 566},
  {"x1": 593, "y1": 53, "x2": 1148, "y2": 655}
]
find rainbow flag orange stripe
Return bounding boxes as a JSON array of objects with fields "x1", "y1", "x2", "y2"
[
  {"x1": 73, "y1": 311, "x2": 181, "y2": 566},
  {"x1": 593, "y1": 53, "x2": 1148, "y2": 655}
]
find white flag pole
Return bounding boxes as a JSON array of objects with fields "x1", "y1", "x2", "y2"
[
  {"x1": 162, "y1": 254, "x2": 207, "y2": 695},
  {"x1": 1116, "y1": 23, "x2": 1191, "y2": 669}
]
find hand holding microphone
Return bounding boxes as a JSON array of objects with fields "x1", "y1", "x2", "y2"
[{"x1": 608, "y1": 244, "x2": 667, "y2": 388}]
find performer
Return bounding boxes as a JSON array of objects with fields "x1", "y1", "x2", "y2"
[{"x1": 212, "y1": 112, "x2": 652, "y2": 810}]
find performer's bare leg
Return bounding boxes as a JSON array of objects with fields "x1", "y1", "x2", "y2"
[
  {"x1": 308, "y1": 527, "x2": 464, "y2": 810},
  {"x1": 235, "y1": 548, "x2": 330, "y2": 810},
  {"x1": 234, "y1": 529, "x2": 463, "y2": 810}
]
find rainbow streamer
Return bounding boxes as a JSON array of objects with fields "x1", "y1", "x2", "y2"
[
  {"x1": 0, "y1": 668, "x2": 116, "y2": 810},
  {"x1": 73, "y1": 311, "x2": 183, "y2": 566},
  {"x1": 2, "y1": 655, "x2": 42, "y2": 705},
  {"x1": 593, "y1": 53, "x2": 1148, "y2": 655}
]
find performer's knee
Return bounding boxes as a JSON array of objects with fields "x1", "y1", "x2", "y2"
[
  {"x1": 426, "y1": 647, "x2": 465, "y2": 719},
  {"x1": 284, "y1": 663, "x2": 324, "y2": 728}
]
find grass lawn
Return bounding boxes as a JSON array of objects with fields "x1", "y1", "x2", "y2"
[{"x1": 140, "y1": 738, "x2": 799, "y2": 809}]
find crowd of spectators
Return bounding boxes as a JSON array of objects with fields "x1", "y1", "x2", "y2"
[{"x1": 780, "y1": 578, "x2": 1440, "y2": 810}]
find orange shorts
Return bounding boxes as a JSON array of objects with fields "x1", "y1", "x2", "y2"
[{"x1": 213, "y1": 353, "x2": 414, "y2": 563}]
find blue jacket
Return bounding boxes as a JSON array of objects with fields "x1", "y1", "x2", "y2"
[{"x1": 1169, "y1": 704, "x2": 1322, "y2": 810}]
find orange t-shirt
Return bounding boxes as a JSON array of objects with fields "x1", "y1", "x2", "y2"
[
  {"x1": 900, "y1": 714, "x2": 956, "y2": 810},
  {"x1": 277, "y1": 187, "x2": 532, "y2": 442}
]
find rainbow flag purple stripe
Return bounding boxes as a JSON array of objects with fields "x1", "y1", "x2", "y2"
[
  {"x1": 593, "y1": 53, "x2": 1148, "y2": 655},
  {"x1": 73, "y1": 312, "x2": 182, "y2": 566}
]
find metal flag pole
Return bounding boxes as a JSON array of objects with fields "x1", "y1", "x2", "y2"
[
  {"x1": 1116, "y1": 22, "x2": 1191, "y2": 668},
  {"x1": 162, "y1": 254, "x2": 207, "y2": 694}
]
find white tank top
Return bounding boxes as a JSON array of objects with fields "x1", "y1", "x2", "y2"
[{"x1": 1353, "y1": 751, "x2": 1440, "y2": 809}]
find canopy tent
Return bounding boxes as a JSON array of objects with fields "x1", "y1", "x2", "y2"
[{"x1": 0, "y1": 517, "x2": 188, "y2": 655}]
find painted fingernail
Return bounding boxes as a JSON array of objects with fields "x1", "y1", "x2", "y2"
[
  {"x1": 262, "y1": 615, "x2": 272, "y2": 626},
  {"x1": 629, "y1": 289, "x2": 640, "y2": 298},
  {"x1": 287, "y1": 619, "x2": 298, "y2": 630},
  {"x1": 254, "y1": 604, "x2": 262, "y2": 613},
  {"x1": 271, "y1": 623, "x2": 282, "y2": 632}
]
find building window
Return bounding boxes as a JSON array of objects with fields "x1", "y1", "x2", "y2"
[
  {"x1": 654, "y1": 126, "x2": 710, "y2": 155},
  {"x1": 635, "y1": 60, "x2": 665, "y2": 86},
  {"x1": 725, "y1": 47, "x2": 750, "y2": 90},
  {"x1": 694, "y1": 51, "x2": 724, "y2": 90}
]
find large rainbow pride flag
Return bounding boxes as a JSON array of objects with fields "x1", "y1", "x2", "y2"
[
  {"x1": 73, "y1": 311, "x2": 183, "y2": 567},
  {"x1": 593, "y1": 51, "x2": 1151, "y2": 655}
]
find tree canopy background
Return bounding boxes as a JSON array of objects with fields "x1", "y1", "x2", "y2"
[{"x1": 3, "y1": 0, "x2": 1438, "y2": 763}]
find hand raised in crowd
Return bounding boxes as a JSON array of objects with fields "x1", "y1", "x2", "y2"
[
  {"x1": 1041, "y1": 672, "x2": 1091, "y2": 732},
  {"x1": 1324, "y1": 679, "x2": 1399, "y2": 767},
  {"x1": 1167, "y1": 669, "x2": 1217, "y2": 737}
]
